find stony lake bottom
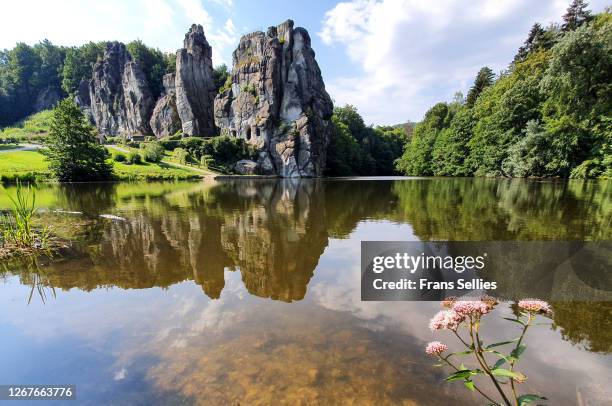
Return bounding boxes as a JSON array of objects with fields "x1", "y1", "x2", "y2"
[{"x1": 0, "y1": 178, "x2": 610, "y2": 405}]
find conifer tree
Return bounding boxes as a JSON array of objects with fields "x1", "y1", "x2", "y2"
[
  {"x1": 466, "y1": 67, "x2": 494, "y2": 107},
  {"x1": 43, "y1": 99, "x2": 112, "y2": 182},
  {"x1": 562, "y1": 0, "x2": 592, "y2": 31}
]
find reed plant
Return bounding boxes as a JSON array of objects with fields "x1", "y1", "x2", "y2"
[{"x1": 1, "y1": 181, "x2": 51, "y2": 253}]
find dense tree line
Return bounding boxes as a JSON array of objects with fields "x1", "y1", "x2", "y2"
[
  {"x1": 0, "y1": 39, "x2": 177, "y2": 127},
  {"x1": 396, "y1": 1, "x2": 611, "y2": 179},
  {"x1": 326, "y1": 105, "x2": 408, "y2": 176}
]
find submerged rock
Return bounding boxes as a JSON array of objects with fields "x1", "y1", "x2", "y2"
[
  {"x1": 88, "y1": 42, "x2": 154, "y2": 138},
  {"x1": 149, "y1": 73, "x2": 181, "y2": 138},
  {"x1": 214, "y1": 20, "x2": 333, "y2": 177},
  {"x1": 175, "y1": 24, "x2": 217, "y2": 137}
]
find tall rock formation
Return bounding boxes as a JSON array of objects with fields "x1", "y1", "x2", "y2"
[
  {"x1": 88, "y1": 42, "x2": 154, "y2": 137},
  {"x1": 149, "y1": 73, "x2": 181, "y2": 138},
  {"x1": 175, "y1": 24, "x2": 217, "y2": 137},
  {"x1": 214, "y1": 20, "x2": 333, "y2": 177}
]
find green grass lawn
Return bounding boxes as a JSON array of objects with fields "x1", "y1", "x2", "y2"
[
  {"x1": 112, "y1": 160, "x2": 201, "y2": 180},
  {"x1": 0, "y1": 149, "x2": 203, "y2": 182},
  {"x1": 0, "y1": 150, "x2": 49, "y2": 173}
]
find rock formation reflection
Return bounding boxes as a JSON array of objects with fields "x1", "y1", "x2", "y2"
[{"x1": 2, "y1": 178, "x2": 611, "y2": 354}]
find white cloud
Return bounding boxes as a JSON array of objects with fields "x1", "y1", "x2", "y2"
[
  {"x1": 319, "y1": 0, "x2": 609, "y2": 124},
  {"x1": 0, "y1": 0, "x2": 237, "y2": 65}
]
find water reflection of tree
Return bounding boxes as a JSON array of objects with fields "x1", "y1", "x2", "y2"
[
  {"x1": 392, "y1": 178, "x2": 612, "y2": 240},
  {"x1": 551, "y1": 301, "x2": 612, "y2": 353},
  {"x1": 2, "y1": 178, "x2": 610, "y2": 352}
]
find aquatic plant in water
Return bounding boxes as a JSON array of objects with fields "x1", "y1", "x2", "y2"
[
  {"x1": 425, "y1": 296, "x2": 551, "y2": 405},
  {"x1": 0, "y1": 181, "x2": 53, "y2": 257}
]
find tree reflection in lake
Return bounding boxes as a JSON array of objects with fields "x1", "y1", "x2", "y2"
[{"x1": 0, "y1": 178, "x2": 610, "y2": 404}]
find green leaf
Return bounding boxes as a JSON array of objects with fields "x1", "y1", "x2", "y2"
[
  {"x1": 493, "y1": 358, "x2": 507, "y2": 369},
  {"x1": 511, "y1": 344, "x2": 527, "y2": 360},
  {"x1": 503, "y1": 317, "x2": 526, "y2": 326},
  {"x1": 517, "y1": 394, "x2": 547, "y2": 405},
  {"x1": 486, "y1": 339, "x2": 519, "y2": 349},
  {"x1": 491, "y1": 368, "x2": 521, "y2": 378},
  {"x1": 464, "y1": 380, "x2": 475, "y2": 392},
  {"x1": 445, "y1": 370, "x2": 472, "y2": 382}
]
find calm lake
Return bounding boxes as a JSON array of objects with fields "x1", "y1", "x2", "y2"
[{"x1": 0, "y1": 178, "x2": 610, "y2": 405}]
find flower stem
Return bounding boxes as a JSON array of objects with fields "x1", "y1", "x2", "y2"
[
  {"x1": 509, "y1": 313, "x2": 533, "y2": 406},
  {"x1": 469, "y1": 317, "x2": 512, "y2": 406}
]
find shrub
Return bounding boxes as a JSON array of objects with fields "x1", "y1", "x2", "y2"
[
  {"x1": 169, "y1": 132, "x2": 183, "y2": 140},
  {"x1": 159, "y1": 139, "x2": 180, "y2": 151},
  {"x1": 200, "y1": 136, "x2": 255, "y2": 165},
  {"x1": 113, "y1": 153, "x2": 126, "y2": 162},
  {"x1": 127, "y1": 152, "x2": 142, "y2": 165},
  {"x1": 200, "y1": 154, "x2": 214, "y2": 168},
  {"x1": 141, "y1": 142, "x2": 165, "y2": 163},
  {"x1": 1, "y1": 172, "x2": 38, "y2": 185},
  {"x1": 180, "y1": 137, "x2": 206, "y2": 159},
  {"x1": 172, "y1": 148, "x2": 191, "y2": 164}
]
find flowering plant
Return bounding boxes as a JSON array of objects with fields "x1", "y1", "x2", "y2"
[{"x1": 426, "y1": 296, "x2": 552, "y2": 406}]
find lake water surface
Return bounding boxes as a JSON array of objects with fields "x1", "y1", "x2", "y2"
[{"x1": 0, "y1": 178, "x2": 610, "y2": 405}]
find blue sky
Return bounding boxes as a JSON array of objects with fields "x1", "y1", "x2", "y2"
[{"x1": 1, "y1": 0, "x2": 609, "y2": 124}]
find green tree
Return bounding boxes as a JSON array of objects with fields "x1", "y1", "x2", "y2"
[
  {"x1": 61, "y1": 42, "x2": 105, "y2": 94},
  {"x1": 466, "y1": 67, "x2": 494, "y2": 108},
  {"x1": 396, "y1": 103, "x2": 453, "y2": 175},
  {"x1": 326, "y1": 116, "x2": 361, "y2": 176},
  {"x1": 333, "y1": 105, "x2": 368, "y2": 141},
  {"x1": 431, "y1": 107, "x2": 474, "y2": 176},
  {"x1": 32, "y1": 39, "x2": 65, "y2": 92},
  {"x1": 126, "y1": 40, "x2": 169, "y2": 99},
  {"x1": 213, "y1": 64, "x2": 230, "y2": 92},
  {"x1": 42, "y1": 99, "x2": 112, "y2": 181},
  {"x1": 502, "y1": 120, "x2": 554, "y2": 177},
  {"x1": 541, "y1": 13, "x2": 612, "y2": 177},
  {"x1": 466, "y1": 51, "x2": 550, "y2": 176},
  {"x1": 328, "y1": 105, "x2": 406, "y2": 175},
  {"x1": 514, "y1": 23, "x2": 547, "y2": 63},
  {"x1": 562, "y1": 0, "x2": 592, "y2": 32}
]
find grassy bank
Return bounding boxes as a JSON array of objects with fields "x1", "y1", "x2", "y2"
[
  {"x1": 0, "y1": 110, "x2": 53, "y2": 143},
  {"x1": 0, "y1": 149, "x2": 204, "y2": 182}
]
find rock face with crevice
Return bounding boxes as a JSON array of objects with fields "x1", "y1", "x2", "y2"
[
  {"x1": 149, "y1": 73, "x2": 181, "y2": 138},
  {"x1": 214, "y1": 20, "x2": 333, "y2": 177},
  {"x1": 88, "y1": 42, "x2": 154, "y2": 137},
  {"x1": 175, "y1": 24, "x2": 217, "y2": 137}
]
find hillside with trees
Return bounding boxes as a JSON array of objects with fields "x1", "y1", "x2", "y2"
[
  {"x1": 0, "y1": 40, "x2": 175, "y2": 127},
  {"x1": 396, "y1": 1, "x2": 611, "y2": 179}
]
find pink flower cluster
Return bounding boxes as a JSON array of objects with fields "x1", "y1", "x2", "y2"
[
  {"x1": 452, "y1": 300, "x2": 491, "y2": 317},
  {"x1": 429, "y1": 309, "x2": 466, "y2": 331},
  {"x1": 425, "y1": 341, "x2": 448, "y2": 356},
  {"x1": 518, "y1": 299, "x2": 552, "y2": 314}
]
